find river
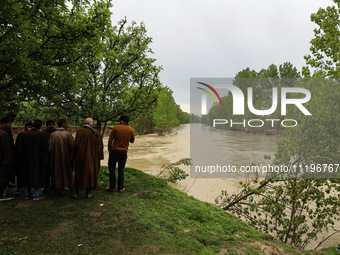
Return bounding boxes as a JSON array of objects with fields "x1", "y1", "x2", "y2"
[
  {"x1": 101, "y1": 123, "x2": 339, "y2": 249},
  {"x1": 102, "y1": 124, "x2": 280, "y2": 203}
]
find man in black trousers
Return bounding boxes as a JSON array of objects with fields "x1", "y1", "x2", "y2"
[{"x1": 106, "y1": 116, "x2": 135, "y2": 192}]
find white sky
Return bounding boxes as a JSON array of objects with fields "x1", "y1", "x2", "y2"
[{"x1": 110, "y1": 0, "x2": 335, "y2": 112}]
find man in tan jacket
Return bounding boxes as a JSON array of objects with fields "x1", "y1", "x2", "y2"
[
  {"x1": 49, "y1": 119, "x2": 74, "y2": 196},
  {"x1": 106, "y1": 115, "x2": 135, "y2": 192}
]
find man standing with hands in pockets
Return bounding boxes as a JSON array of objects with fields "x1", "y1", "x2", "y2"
[{"x1": 106, "y1": 115, "x2": 135, "y2": 193}]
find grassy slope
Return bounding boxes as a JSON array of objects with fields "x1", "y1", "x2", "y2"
[{"x1": 0, "y1": 167, "x2": 336, "y2": 255}]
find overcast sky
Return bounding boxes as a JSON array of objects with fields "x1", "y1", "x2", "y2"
[{"x1": 110, "y1": 0, "x2": 334, "y2": 112}]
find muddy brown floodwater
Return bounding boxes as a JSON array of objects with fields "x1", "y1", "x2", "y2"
[{"x1": 101, "y1": 124, "x2": 339, "y2": 250}]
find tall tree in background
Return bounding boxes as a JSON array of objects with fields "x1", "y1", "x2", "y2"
[
  {"x1": 218, "y1": 2, "x2": 340, "y2": 249},
  {"x1": 1, "y1": 0, "x2": 163, "y2": 133},
  {"x1": 131, "y1": 88, "x2": 189, "y2": 135},
  {"x1": 37, "y1": 18, "x2": 162, "y2": 131},
  {"x1": 304, "y1": 0, "x2": 340, "y2": 78},
  {"x1": 0, "y1": 0, "x2": 111, "y2": 114},
  {"x1": 152, "y1": 87, "x2": 180, "y2": 135}
]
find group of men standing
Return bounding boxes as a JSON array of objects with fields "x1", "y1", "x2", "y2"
[{"x1": 0, "y1": 115, "x2": 135, "y2": 201}]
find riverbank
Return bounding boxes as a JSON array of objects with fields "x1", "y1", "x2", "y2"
[
  {"x1": 107, "y1": 124, "x2": 339, "y2": 250},
  {"x1": 9, "y1": 124, "x2": 339, "y2": 250},
  {"x1": 0, "y1": 167, "x2": 334, "y2": 255}
]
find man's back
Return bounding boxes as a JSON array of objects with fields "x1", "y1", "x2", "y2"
[
  {"x1": 73, "y1": 126, "x2": 103, "y2": 191},
  {"x1": 17, "y1": 130, "x2": 47, "y2": 166},
  {"x1": 108, "y1": 124, "x2": 135, "y2": 152},
  {"x1": 49, "y1": 130, "x2": 74, "y2": 190},
  {"x1": 15, "y1": 130, "x2": 48, "y2": 188},
  {"x1": 49, "y1": 130, "x2": 74, "y2": 169},
  {"x1": 74, "y1": 127, "x2": 101, "y2": 157},
  {"x1": 50, "y1": 130, "x2": 73, "y2": 152}
]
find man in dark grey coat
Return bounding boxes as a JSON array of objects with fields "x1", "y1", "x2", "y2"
[{"x1": 15, "y1": 119, "x2": 48, "y2": 200}]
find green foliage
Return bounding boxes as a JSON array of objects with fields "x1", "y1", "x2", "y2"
[
  {"x1": 303, "y1": 0, "x2": 340, "y2": 78},
  {"x1": 152, "y1": 87, "x2": 181, "y2": 135},
  {"x1": 1, "y1": 0, "x2": 188, "y2": 133},
  {"x1": 176, "y1": 104, "x2": 190, "y2": 124},
  {"x1": 1, "y1": 1, "x2": 165, "y2": 133},
  {"x1": 35, "y1": 17, "x2": 163, "y2": 131},
  {"x1": 217, "y1": 78, "x2": 340, "y2": 249},
  {"x1": 0, "y1": 0, "x2": 111, "y2": 113},
  {"x1": 190, "y1": 113, "x2": 201, "y2": 123},
  {"x1": 130, "y1": 89, "x2": 189, "y2": 135},
  {"x1": 158, "y1": 158, "x2": 191, "y2": 183},
  {"x1": 216, "y1": 2, "x2": 340, "y2": 247},
  {"x1": 218, "y1": 177, "x2": 340, "y2": 249},
  {"x1": 130, "y1": 112, "x2": 155, "y2": 134},
  {"x1": 318, "y1": 244, "x2": 340, "y2": 255},
  {"x1": 276, "y1": 79, "x2": 340, "y2": 176},
  {"x1": 14, "y1": 101, "x2": 81, "y2": 126}
]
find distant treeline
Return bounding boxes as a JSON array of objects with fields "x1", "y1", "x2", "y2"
[
  {"x1": 131, "y1": 87, "x2": 190, "y2": 135},
  {"x1": 13, "y1": 87, "x2": 190, "y2": 135}
]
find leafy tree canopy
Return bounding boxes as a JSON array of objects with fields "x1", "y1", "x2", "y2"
[
  {"x1": 218, "y1": 2, "x2": 340, "y2": 248},
  {"x1": 1, "y1": 0, "x2": 165, "y2": 132},
  {"x1": 0, "y1": 0, "x2": 111, "y2": 113},
  {"x1": 304, "y1": 0, "x2": 340, "y2": 78}
]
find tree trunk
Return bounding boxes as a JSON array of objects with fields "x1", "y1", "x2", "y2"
[
  {"x1": 101, "y1": 121, "x2": 107, "y2": 137},
  {"x1": 95, "y1": 120, "x2": 102, "y2": 133}
]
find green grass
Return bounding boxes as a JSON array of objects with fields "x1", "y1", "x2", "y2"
[
  {"x1": 317, "y1": 245, "x2": 340, "y2": 255},
  {"x1": 0, "y1": 167, "x2": 334, "y2": 254}
]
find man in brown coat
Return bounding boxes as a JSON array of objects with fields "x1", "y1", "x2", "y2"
[
  {"x1": 106, "y1": 115, "x2": 135, "y2": 192},
  {"x1": 15, "y1": 119, "x2": 48, "y2": 200},
  {"x1": 49, "y1": 119, "x2": 74, "y2": 196},
  {"x1": 73, "y1": 118, "x2": 103, "y2": 198},
  {"x1": 0, "y1": 117, "x2": 14, "y2": 201}
]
